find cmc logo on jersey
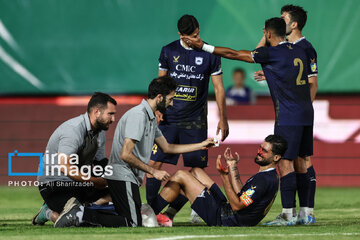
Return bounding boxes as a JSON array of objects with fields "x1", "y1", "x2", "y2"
[
  {"x1": 174, "y1": 85, "x2": 197, "y2": 101},
  {"x1": 175, "y1": 64, "x2": 196, "y2": 73}
]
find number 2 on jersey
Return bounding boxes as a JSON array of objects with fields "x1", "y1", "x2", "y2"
[{"x1": 293, "y1": 58, "x2": 306, "y2": 85}]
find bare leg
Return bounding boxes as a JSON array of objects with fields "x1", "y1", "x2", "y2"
[
  {"x1": 278, "y1": 159, "x2": 295, "y2": 177},
  {"x1": 94, "y1": 194, "x2": 112, "y2": 205},
  {"x1": 190, "y1": 167, "x2": 215, "y2": 189},
  {"x1": 160, "y1": 170, "x2": 205, "y2": 204},
  {"x1": 50, "y1": 211, "x2": 59, "y2": 223}
]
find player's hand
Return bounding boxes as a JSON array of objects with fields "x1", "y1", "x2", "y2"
[
  {"x1": 155, "y1": 110, "x2": 164, "y2": 124},
  {"x1": 223, "y1": 147, "x2": 239, "y2": 166},
  {"x1": 216, "y1": 155, "x2": 228, "y2": 175},
  {"x1": 254, "y1": 70, "x2": 266, "y2": 81},
  {"x1": 181, "y1": 35, "x2": 204, "y2": 49},
  {"x1": 217, "y1": 120, "x2": 229, "y2": 141},
  {"x1": 92, "y1": 177, "x2": 107, "y2": 189},
  {"x1": 153, "y1": 169, "x2": 171, "y2": 181},
  {"x1": 201, "y1": 138, "x2": 215, "y2": 149}
]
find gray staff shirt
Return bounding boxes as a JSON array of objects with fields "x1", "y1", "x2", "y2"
[
  {"x1": 106, "y1": 99, "x2": 163, "y2": 186},
  {"x1": 37, "y1": 112, "x2": 106, "y2": 183}
]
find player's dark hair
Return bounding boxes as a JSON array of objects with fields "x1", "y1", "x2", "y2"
[
  {"x1": 265, "y1": 17, "x2": 286, "y2": 37},
  {"x1": 178, "y1": 15, "x2": 199, "y2": 35},
  {"x1": 265, "y1": 134, "x2": 288, "y2": 157},
  {"x1": 148, "y1": 76, "x2": 177, "y2": 99},
  {"x1": 233, "y1": 67, "x2": 245, "y2": 75},
  {"x1": 281, "y1": 5, "x2": 307, "y2": 30},
  {"x1": 87, "y1": 92, "x2": 117, "y2": 113}
]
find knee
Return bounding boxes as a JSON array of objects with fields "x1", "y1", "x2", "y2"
[
  {"x1": 172, "y1": 170, "x2": 188, "y2": 182},
  {"x1": 190, "y1": 167, "x2": 203, "y2": 178}
]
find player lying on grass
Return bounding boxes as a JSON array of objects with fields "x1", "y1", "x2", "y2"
[{"x1": 151, "y1": 135, "x2": 287, "y2": 227}]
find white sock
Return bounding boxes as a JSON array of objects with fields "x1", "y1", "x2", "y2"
[
  {"x1": 281, "y1": 208, "x2": 293, "y2": 220},
  {"x1": 76, "y1": 206, "x2": 84, "y2": 223},
  {"x1": 308, "y1": 208, "x2": 314, "y2": 215},
  {"x1": 298, "y1": 207, "x2": 308, "y2": 218},
  {"x1": 191, "y1": 209, "x2": 199, "y2": 216},
  {"x1": 45, "y1": 209, "x2": 52, "y2": 220}
]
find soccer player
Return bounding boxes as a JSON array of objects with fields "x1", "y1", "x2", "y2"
[
  {"x1": 146, "y1": 14, "x2": 229, "y2": 225},
  {"x1": 53, "y1": 76, "x2": 215, "y2": 228},
  {"x1": 254, "y1": 5, "x2": 318, "y2": 223},
  {"x1": 183, "y1": 17, "x2": 314, "y2": 225},
  {"x1": 150, "y1": 135, "x2": 286, "y2": 226},
  {"x1": 32, "y1": 92, "x2": 117, "y2": 225}
]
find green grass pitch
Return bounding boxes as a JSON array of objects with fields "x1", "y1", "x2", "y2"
[{"x1": 0, "y1": 186, "x2": 359, "y2": 240}]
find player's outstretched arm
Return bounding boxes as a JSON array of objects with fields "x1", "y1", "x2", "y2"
[
  {"x1": 121, "y1": 138, "x2": 170, "y2": 181},
  {"x1": 155, "y1": 135, "x2": 215, "y2": 155},
  {"x1": 217, "y1": 155, "x2": 246, "y2": 211},
  {"x1": 224, "y1": 148, "x2": 243, "y2": 193},
  {"x1": 182, "y1": 36, "x2": 254, "y2": 63}
]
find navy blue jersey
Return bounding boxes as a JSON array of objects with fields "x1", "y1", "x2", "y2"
[
  {"x1": 293, "y1": 37, "x2": 318, "y2": 78},
  {"x1": 220, "y1": 169, "x2": 279, "y2": 226},
  {"x1": 252, "y1": 42, "x2": 314, "y2": 125},
  {"x1": 158, "y1": 40, "x2": 222, "y2": 126}
]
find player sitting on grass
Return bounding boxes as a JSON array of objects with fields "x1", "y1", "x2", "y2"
[{"x1": 151, "y1": 135, "x2": 287, "y2": 227}]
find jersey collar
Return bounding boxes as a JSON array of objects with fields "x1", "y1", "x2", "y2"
[
  {"x1": 259, "y1": 167, "x2": 276, "y2": 173},
  {"x1": 141, "y1": 99, "x2": 156, "y2": 120},
  {"x1": 180, "y1": 39, "x2": 193, "y2": 50},
  {"x1": 83, "y1": 112, "x2": 95, "y2": 135},
  {"x1": 292, "y1": 36, "x2": 306, "y2": 44},
  {"x1": 278, "y1": 41, "x2": 288, "y2": 45}
]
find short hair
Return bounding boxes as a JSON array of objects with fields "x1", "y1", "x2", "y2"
[
  {"x1": 148, "y1": 76, "x2": 177, "y2": 99},
  {"x1": 177, "y1": 15, "x2": 199, "y2": 35},
  {"x1": 265, "y1": 134, "x2": 288, "y2": 156},
  {"x1": 87, "y1": 92, "x2": 117, "y2": 113},
  {"x1": 265, "y1": 17, "x2": 286, "y2": 37},
  {"x1": 281, "y1": 5, "x2": 307, "y2": 30},
  {"x1": 233, "y1": 68, "x2": 245, "y2": 76}
]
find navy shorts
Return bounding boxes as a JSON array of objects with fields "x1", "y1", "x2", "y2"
[
  {"x1": 274, "y1": 125, "x2": 313, "y2": 160},
  {"x1": 151, "y1": 124, "x2": 208, "y2": 168},
  {"x1": 191, "y1": 184, "x2": 226, "y2": 226}
]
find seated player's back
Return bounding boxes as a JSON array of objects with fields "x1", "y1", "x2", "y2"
[{"x1": 221, "y1": 168, "x2": 279, "y2": 226}]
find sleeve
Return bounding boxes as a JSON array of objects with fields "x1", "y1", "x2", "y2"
[
  {"x1": 159, "y1": 46, "x2": 169, "y2": 71},
  {"x1": 238, "y1": 176, "x2": 267, "y2": 207},
  {"x1": 94, "y1": 131, "x2": 106, "y2": 161},
  {"x1": 210, "y1": 54, "x2": 222, "y2": 75},
  {"x1": 58, "y1": 127, "x2": 82, "y2": 156},
  {"x1": 155, "y1": 125, "x2": 163, "y2": 138},
  {"x1": 306, "y1": 47, "x2": 318, "y2": 77},
  {"x1": 251, "y1": 47, "x2": 270, "y2": 64},
  {"x1": 123, "y1": 112, "x2": 146, "y2": 142}
]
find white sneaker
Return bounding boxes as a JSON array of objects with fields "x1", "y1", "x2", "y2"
[
  {"x1": 263, "y1": 213, "x2": 297, "y2": 226},
  {"x1": 189, "y1": 209, "x2": 203, "y2": 223}
]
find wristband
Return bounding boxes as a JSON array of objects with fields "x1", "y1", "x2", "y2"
[{"x1": 202, "y1": 43, "x2": 215, "y2": 53}]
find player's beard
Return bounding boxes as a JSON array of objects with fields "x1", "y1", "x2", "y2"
[
  {"x1": 95, "y1": 117, "x2": 111, "y2": 131},
  {"x1": 156, "y1": 97, "x2": 167, "y2": 114},
  {"x1": 254, "y1": 155, "x2": 272, "y2": 166},
  {"x1": 265, "y1": 39, "x2": 271, "y2": 47}
]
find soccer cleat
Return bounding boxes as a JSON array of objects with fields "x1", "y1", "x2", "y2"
[
  {"x1": 308, "y1": 213, "x2": 316, "y2": 224},
  {"x1": 296, "y1": 214, "x2": 311, "y2": 225},
  {"x1": 189, "y1": 210, "x2": 203, "y2": 224},
  {"x1": 54, "y1": 197, "x2": 82, "y2": 228},
  {"x1": 263, "y1": 214, "x2": 297, "y2": 226},
  {"x1": 157, "y1": 213, "x2": 173, "y2": 227},
  {"x1": 32, "y1": 203, "x2": 49, "y2": 225}
]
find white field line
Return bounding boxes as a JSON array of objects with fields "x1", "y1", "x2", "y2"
[{"x1": 148, "y1": 232, "x2": 360, "y2": 240}]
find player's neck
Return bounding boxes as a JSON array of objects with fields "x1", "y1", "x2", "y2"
[
  {"x1": 146, "y1": 99, "x2": 157, "y2": 113},
  {"x1": 180, "y1": 39, "x2": 192, "y2": 50},
  {"x1": 287, "y1": 30, "x2": 303, "y2": 43},
  {"x1": 271, "y1": 37, "x2": 286, "y2": 47},
  {"x1": 258, "y1": 163, "x2": 276, "y2": 172}
]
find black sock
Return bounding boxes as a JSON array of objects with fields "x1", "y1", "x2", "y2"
[
  {"x1": 167, "y1": 194, "x2": 188, "y2": 213},
  {"x1": 296, "y1": 173, "x2": 310, "y2": 207},
  {"x1": 280, "y1": 172, "x2": 297, "y2": 208},
  {"x1": 151, "y1": 194, "x2": 169, "y2": 215},
  {"x1": 307, "y1": 166, "x2": 316, "y2": 208},
  {"x1": 146, "y1": 177, "x2": 162, "y2": 206}
]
